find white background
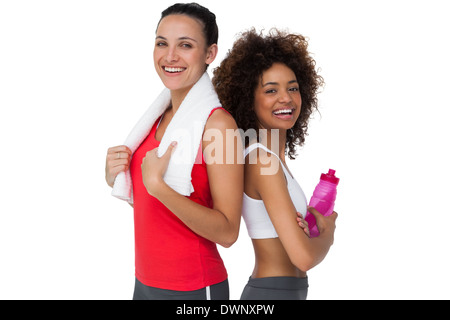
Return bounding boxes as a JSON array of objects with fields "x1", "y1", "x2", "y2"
[{"x1": 1, "y1": 0, "x2": 449, "y2": 299}]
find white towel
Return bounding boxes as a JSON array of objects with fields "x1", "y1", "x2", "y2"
[{"x1": 111, "y1": 72, "x2": 221, "y2": 204}]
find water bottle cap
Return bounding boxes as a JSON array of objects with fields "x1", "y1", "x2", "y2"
[{"x1": 321, "y1": 169, "x2": 340, "y2": 185}]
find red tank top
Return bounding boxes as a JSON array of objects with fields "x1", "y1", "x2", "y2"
[{"x1": 130, "y1": 108, "x2": 228, "y2": 291}]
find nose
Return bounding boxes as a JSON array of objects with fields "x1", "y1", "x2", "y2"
[
  {"x1": 278, "y1": 89, "x2": 293, "y2": 104},
  {"x1": 165, "y1": 46, "x2": 179, "y2": 63}
]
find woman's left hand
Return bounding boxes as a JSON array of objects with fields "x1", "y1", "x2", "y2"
[
  {"x1": 296, "y1": 212, "x2": 310, "y2": 238},
  {"x1": 141, "y1": 141, "x2": 177, "y2": 197}
]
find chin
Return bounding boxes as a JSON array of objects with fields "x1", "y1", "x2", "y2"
[
  {"x1": 275, "y1": 119, "x2": 298, "y2": 131},
  {"x1": 159, "y1": 78, "x2": 184, "y2": 91}
]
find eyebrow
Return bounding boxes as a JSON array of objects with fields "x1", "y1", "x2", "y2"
[
  {"x1": 262, "y1": 79, "x2": 298, "y2": 87},
  {"x1": 156, "y1": 35, "x2": 198, "y2": 43}
]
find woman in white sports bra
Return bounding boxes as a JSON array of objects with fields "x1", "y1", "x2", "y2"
[{"x1": 213, "y1": 29, "x2": 338, "y2": 300}]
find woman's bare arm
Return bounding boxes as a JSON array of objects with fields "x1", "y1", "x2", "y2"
[
  {"x1": 249, "y1": 150, "x2": 337, "y2": 271},
  {"x1": 141, "y1": 110, "x2": 244, "y2": 248}
]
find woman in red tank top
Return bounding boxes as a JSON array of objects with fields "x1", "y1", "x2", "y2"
[{"x1": 105, "y1": 4, "x2": 243, "y2": 299}]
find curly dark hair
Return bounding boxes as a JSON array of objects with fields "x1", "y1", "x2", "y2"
[{"x1": 213, "y1": 28, "x2": 324, "y2": 159}]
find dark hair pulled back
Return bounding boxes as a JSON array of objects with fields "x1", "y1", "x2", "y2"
[{"x1": 158, "y1": 2, "x2": 219, "y2": 47}]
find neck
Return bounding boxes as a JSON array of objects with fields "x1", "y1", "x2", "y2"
[
  {"x1": 168, "y1": 72, "x2": 206, "y2": 114},
  {"x1": 169, "y1": 86, "x2": 192, "y2": 114}
]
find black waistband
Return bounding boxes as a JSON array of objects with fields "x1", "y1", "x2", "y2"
[{"x1": 246, "y1": 276, "x2": 309, "y2": 290}]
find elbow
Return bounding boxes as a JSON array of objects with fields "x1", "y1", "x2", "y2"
[
  {"x1": 292, "y1": 253, "x2": 316, "y2": 272},
  {"x1": 299, "y1": 262, "x2": 314, "y2": 273},
  {"x1": 219, "y1": 241, "x2": 234, "y2": 249},
  {"x1": 219, "y1": 235, "x2": 238, "y2": 249},
  {"x1": 218, "y1": 230, "x2": 239, "y2": 248},
  {"x1": 296, "y1": 261, "x2": 314, "y2": 273},
  {"x1": 218, "y1": 217, "x2": 241, "y2": 248}
]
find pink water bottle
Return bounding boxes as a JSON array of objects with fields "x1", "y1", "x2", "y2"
[{"x1": 305, "y1": 169, "x2": 340, "y2": 238}]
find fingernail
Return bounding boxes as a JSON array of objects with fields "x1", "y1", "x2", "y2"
[{"x1": 171, "y1": 141, "x2": 177, "y2": 147}]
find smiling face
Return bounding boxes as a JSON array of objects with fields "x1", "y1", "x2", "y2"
[
  {"x1": 154, "y1": 14, "x2": 217, "y2": 97},
  {"x1": 253, "y1": 63, "x2": 302, "y2": 132}
]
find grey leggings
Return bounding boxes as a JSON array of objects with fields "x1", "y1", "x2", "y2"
[
  {"x1": 133, "y1": 278, "x2": 229, "y2": 300},
  {"x1": 240, "y1": 276, "x2": 308, "y2": 300}
]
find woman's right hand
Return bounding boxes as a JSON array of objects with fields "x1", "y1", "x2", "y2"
[
  {"x1": 296, "y1": 212, "x2": 310, "y2": 238},
  {"x1": 105, "y1": 145, "x2": 132, "y2": 188}
]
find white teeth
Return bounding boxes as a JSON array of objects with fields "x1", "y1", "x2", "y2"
[
  {"x1": 273, "y1": 109, "x2": 293, "y2": 115},
  {"x1": 164, "y1": 67, "x2": 185, "y2": 73}
]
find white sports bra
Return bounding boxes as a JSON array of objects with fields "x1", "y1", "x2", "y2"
[{"x1": 242, "y1": 143, "x2": 307, "y2": 239}]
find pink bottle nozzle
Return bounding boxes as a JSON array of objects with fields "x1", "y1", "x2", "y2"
[{"x1": 321, "y1": 169, "x2": 340, "y2": 185}]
